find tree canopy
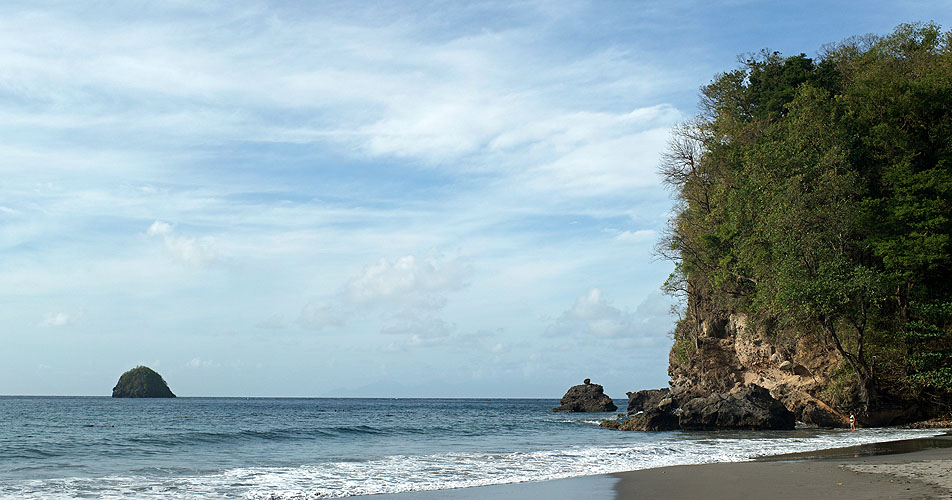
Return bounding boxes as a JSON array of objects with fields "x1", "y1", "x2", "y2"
[{"x1": 661, "y1": 23, "x2": 952, "y2": 411}]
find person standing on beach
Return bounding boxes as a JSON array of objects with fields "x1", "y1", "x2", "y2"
[{"x1": 849, "y1": 413, "x2": 856, "y2": 431}]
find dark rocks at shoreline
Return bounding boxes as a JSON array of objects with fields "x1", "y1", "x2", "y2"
[
  {"x1": 625, "y1": 388, "x2": 669, "y2": 414},
  {"x1": 112, "y1": 366, "x2": 176, "y2": 398},
  {"x1": 603, "y1": 398, "x2": 681, "y2": 431},
  {"x1": 899, "y1": 416, "x2": 952, "y2": 429},
  {"x1": 679, "y1": 385, "x2": 795, "y2": 430},
  {"x1": 552, "y1": 379, "x2": 617, "y2": 412},
  {"x1": 602, "y1": 385, "x2": 794, "y2": 431}
]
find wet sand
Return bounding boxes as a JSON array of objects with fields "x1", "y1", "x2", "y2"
[
  {"x1": 350, "y1": 474, "x2": 617, "y2": 500},
  {"x1": 614, "y1": 434, "x2": 952, "y2": 499}
]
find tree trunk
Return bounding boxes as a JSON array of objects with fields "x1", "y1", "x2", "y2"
[{"x1": 823, "y1": 315, "x2": 873, "y2": 412}]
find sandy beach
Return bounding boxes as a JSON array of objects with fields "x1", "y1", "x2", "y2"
[{"x1": 615, "y1": 434, "x2": 952, "y2": 500}]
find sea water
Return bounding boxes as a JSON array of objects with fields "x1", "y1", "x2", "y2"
[{"x1": 0, "y1": 396, "x2": 943, "y2": 499}]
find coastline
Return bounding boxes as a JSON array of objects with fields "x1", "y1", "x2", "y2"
[{"x1": 614, "y1": 432, "x2": 952, "y2": 500}]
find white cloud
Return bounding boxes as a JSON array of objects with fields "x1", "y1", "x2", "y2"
[
  {"x1": 0, "y1": 4, "x2": 681, "y2": 203},
  {"x1": 524, "y1": 124, "x2": 674, "y2": 196},
  {"x1": 146, "y1": 220, "x2": 173, "y2": 237},
  {"x1": 299, "y1": 253, "x2": 472, "y2": 333},
  {"x1": 345, "y1": 255, "x2": 471, "y2": 308},
  {"x1": 0, "y1": 1, "x2": 689, "y2": 396},
  {"x1": 146, "y1": 220, "x2": 219, "y2": 266},
  {"x1": 380, "y1": 314, "x2": 455, "y2": 337},
  {"x1": 546, "y1": 289, "x2": 675, "y2": 345},
  {"x1": 547, "y1": 289, "x2": 633, "y2": 338},
  {"x1": 186, "y1": 357, "x2": 221, "y2": 369},
  {"x1": 298, "y1": 301, "x2": 348, "y2": 331},
  {"x1": 616, "y1": 229, "x2": 657, "y2": 242},
  {"x1": 39, "y1": 312, "x2": 73, "y2": 327}
]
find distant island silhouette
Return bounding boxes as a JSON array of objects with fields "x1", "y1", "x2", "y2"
[{"x1": 112, "y1": 366, "x2": 175, "y2": 398}]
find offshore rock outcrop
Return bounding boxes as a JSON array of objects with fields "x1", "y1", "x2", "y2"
[
  {"x1": 112, "y1": 366, "x2": 176, "y2": 398},
  {"x1": 553, "y1": 379, "x2": 617, "y2": 412},
  {"x1": 625, "y1": 388, "x2": 669, "y2": 414}
]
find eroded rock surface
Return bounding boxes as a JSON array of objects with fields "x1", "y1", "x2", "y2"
[
  {"x1": 678, "y1": 385, "x2": 795, "y2": 430},
  {"x1": 626, "y1": 388, "x2": 669, "y2": 414},
  {"x1": 553, "y1": 379, "x2": 617, "y2": 412}
]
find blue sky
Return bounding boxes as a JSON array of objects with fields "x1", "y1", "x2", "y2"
[{"x1": 2, "y1": 1, "x2": 949, "y2": 397}]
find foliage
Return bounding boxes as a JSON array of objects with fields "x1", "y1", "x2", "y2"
[
  {"x1": 113, "y1": 365, "x2": 176, "y2": 398},
  {"x1": 670, "y1": 330, "x2": 696, "y2": 367},
  {"x1": 903, "y1": 302, "x2": 952, "y2": 392},
  {"x1": 819, "y1": 361, "x2": 858, "y2": 408},
  {"x1": 660, "y1": 23, "x2": 952, "y2": 411}
]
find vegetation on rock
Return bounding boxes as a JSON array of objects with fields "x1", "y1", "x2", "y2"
[
  {"x1": 660, "y1": 23, "x2": 952, "y2": 419},
  {"x1": 112, "y1": 366, "x2": 176, "y2": 398}
]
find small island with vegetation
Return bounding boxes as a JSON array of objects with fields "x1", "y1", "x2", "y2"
[{"x1": 112, "y1": 366, "x2": 176, "y2": 398}]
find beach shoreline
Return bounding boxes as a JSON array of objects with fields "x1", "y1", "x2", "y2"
[
  {"x1": 614, "y1": 432, "x2": 952, "y2": 499},
  {"x1": 350, "y1": 431, "x2": 952, "y2": 500}
]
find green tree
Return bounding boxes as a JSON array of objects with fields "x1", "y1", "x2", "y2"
[{"x1": 660, "y1": 23, "x2": 952, "y2": 415}]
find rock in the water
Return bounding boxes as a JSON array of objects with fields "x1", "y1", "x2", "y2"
[
  {"x1": 625, "y1": 388, "x2": 670, "y2": 414},
  {"x1": 678, "y1": 385, "x2": 794, "y2": 430},
  {"x1": 621, "y1": 406, "x2": 681, "y2": 431},
  {"x1": 552, "y1": 379, "x2": 617, "y2": 412},
  {"x1": 112, "y1": 366, "x2": 176, "y2": 398},
  {"x1": 599, "y1": 420, "x2": 622, "y2": 429}
]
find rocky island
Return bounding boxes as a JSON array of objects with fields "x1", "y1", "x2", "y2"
[{"x1": 112, "y1": 366, "x2": 176, "y2": 398}]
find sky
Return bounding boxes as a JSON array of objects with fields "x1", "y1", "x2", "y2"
[{"x1": 2, "y1": 1, "x2": 949, "y2": 398}]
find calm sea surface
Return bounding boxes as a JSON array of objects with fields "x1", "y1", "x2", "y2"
[{"x1": 0, "y1": 396, "x2": 942, "y2": 499}]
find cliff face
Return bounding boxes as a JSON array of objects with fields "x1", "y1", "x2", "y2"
[
  {"x1": 668, "y1": 310, "x2": 849, "y2": 427},
  {"x1": 665, "y1": 291, "x2": 946, "y2": 427}
]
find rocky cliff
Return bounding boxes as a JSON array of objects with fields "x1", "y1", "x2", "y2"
[
  {"x1": 667, "y1": 311, "x2": 850, "y2": 427},
  {"x1": 658, "y1": 293, "x2": 944, "y2": 427}
]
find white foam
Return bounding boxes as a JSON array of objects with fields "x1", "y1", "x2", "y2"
[{"x1": 0, "y1": 428, "x2": 944, "y2": 500}]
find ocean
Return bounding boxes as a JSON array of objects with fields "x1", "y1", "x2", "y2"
[{"x1": 0, "y1": 396, "x2": 943, "y2": 499}]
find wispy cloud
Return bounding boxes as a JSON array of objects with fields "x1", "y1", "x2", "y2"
[
  {"x1": 0, "y1": 0, "x2": 712, "y2": 396},
  {"x1": 186, "y1": 357, "x2": 221, "y2": 369},
  {"x1": 299, "y1": 253, "x2": 472, "y2": 333},
  {"x1": 147, "y1": 220, "x2": 220, "y2": 266},
  {"x1": 615, "y1": 229, "x2": 657, "y2": 242},
  {"x1": 546, "y1": 289, "x2": 674, "y2": 346},
  {"x1": 344, "y1": 255, "x2": 471, "y2": 308},
  {"x1": 546, "y1": 288, "x2": 634, "y2": 338},
  {"x1": 39, "y1": 312, "x2": 73, "y2": 328}
]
